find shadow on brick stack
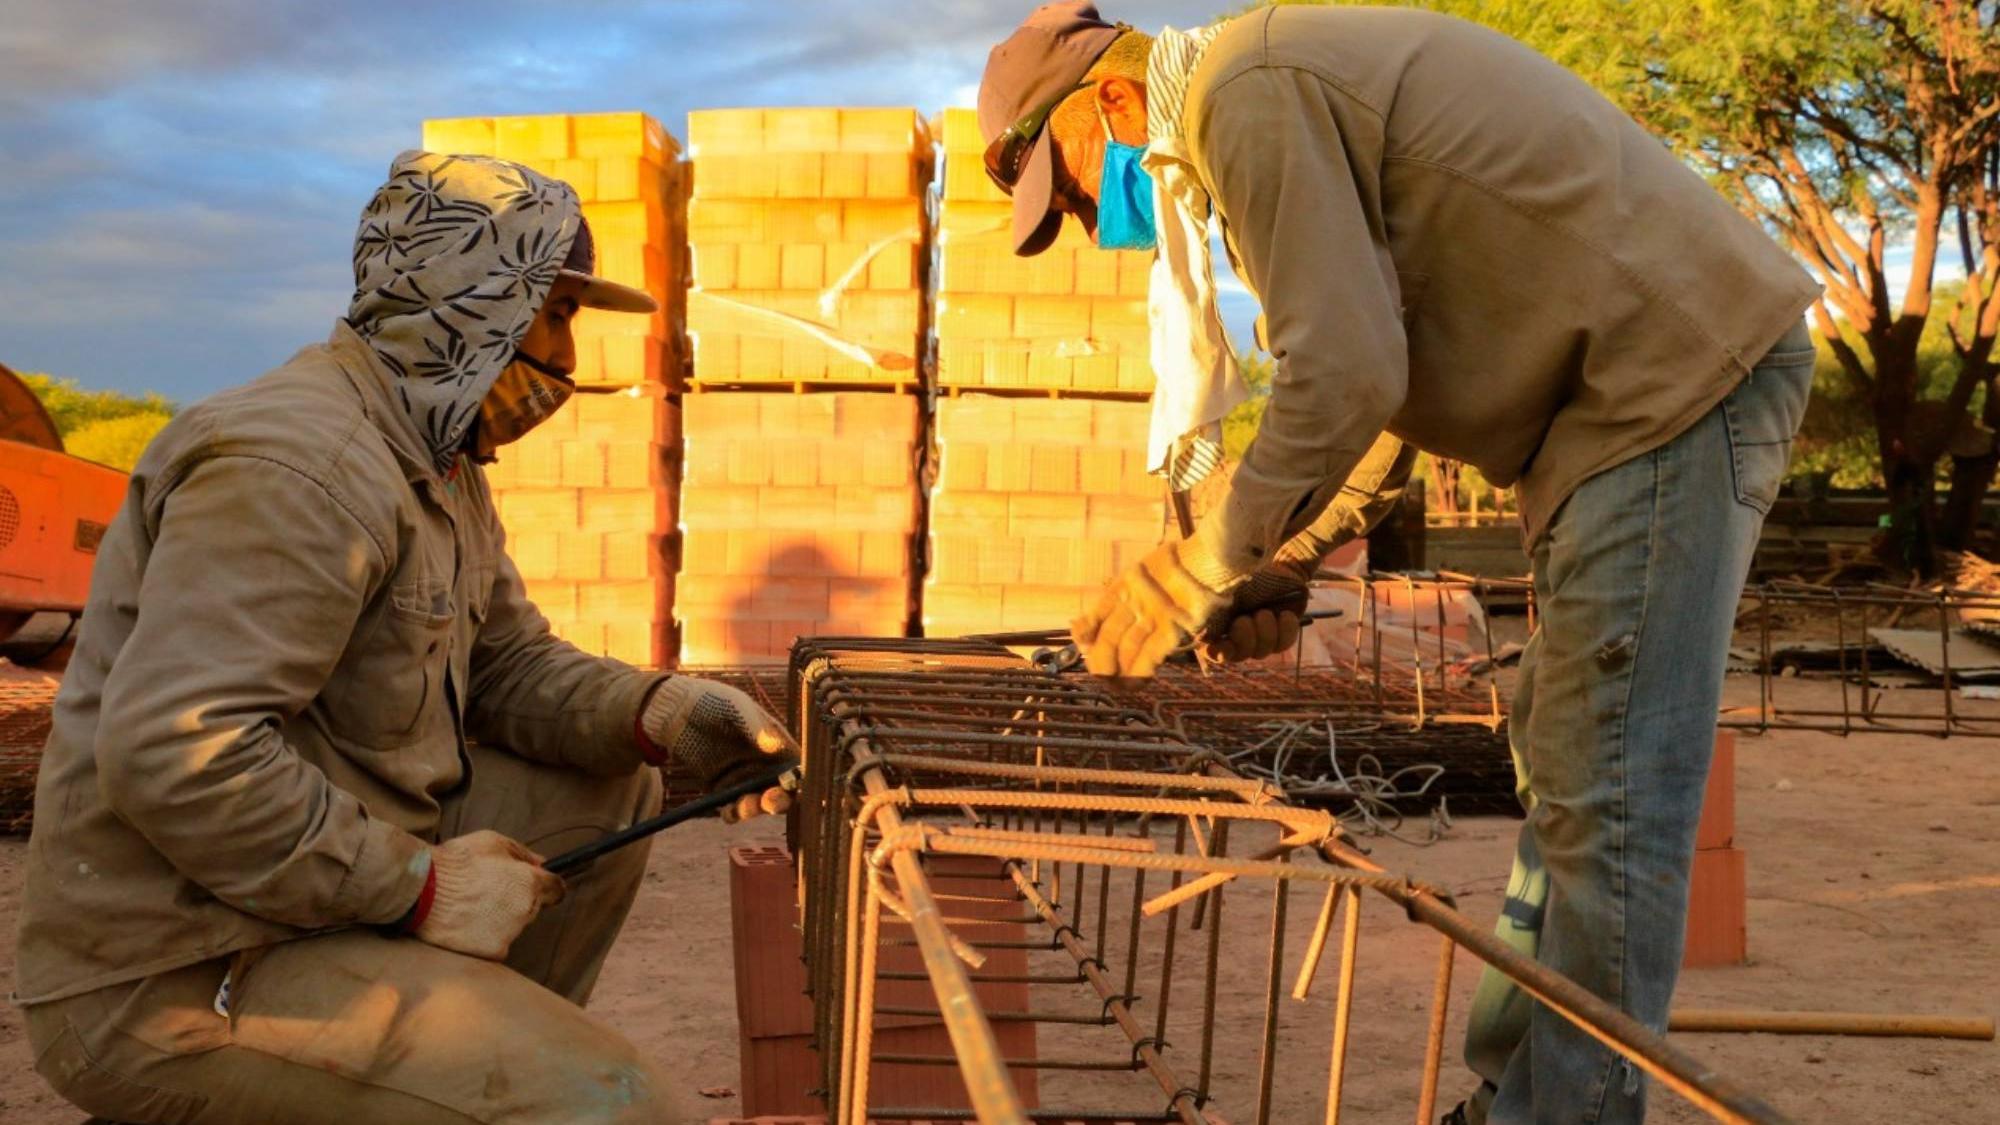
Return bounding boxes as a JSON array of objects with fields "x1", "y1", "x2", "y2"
[
  {"x1": 924, "y1": 109, "x2": 1168, "y2": 640},
  {"x1": 678, "y1": 108, "x2": 932, "y2": 665},
  {"x1": 421, "y1": 112, "x2": 689, "y2": 666}
]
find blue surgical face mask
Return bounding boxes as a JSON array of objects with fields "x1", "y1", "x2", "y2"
[{"x1": 1094, "y1": 106, "x2": 1156, "y2": 252}]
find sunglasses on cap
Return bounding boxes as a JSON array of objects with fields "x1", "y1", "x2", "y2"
[{"x1": 983, "y1": 80, "x2": 1093, "y2": 193}]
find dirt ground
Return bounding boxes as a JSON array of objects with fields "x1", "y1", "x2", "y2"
[{"x1": 1, "y1": 674, "x2": 1995, "y2": 1123}]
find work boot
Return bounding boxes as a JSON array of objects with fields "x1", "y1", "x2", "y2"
[{"x1": 1442, "y1": 1079, "x2": 1498, "y2": 1125}]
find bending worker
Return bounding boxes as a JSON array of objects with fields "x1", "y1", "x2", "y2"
[
  {"x1": 978, "y1": 4, "x2": 1818, "y2": 1123},
  {"x1": 16, "y1": 152, "x2": 791, "y2": 1124}
]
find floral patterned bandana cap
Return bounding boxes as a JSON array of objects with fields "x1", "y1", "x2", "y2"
[{"x1": 346, "y1": 149, "x2": 581, "y2": 475}]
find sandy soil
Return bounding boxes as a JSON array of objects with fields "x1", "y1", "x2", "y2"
[{"x1": 1, "y1": 674, "x2": 1996, "y2": 1124}]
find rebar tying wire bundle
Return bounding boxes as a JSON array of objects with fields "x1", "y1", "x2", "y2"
[
  {"x1": 1128, "y1": 665, "x2": 1522, "y2": 820},
  {"x1": 1224, "y1": 716, "x2": 1453, "y2": 845},
  {"x1": 785, "y1": 636, "x2": 1789, "y2": 1125}
]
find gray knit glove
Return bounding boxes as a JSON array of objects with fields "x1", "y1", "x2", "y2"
[
  {"x1": 641, "y1": 677, "x2": 798, "y2": 821},
  {"x1": 1193, "y1": 526, "x2": 1325, "y2": 664},
  {"x1": 1196, "y1": 571, "x2": 1309, "y2": 664}
]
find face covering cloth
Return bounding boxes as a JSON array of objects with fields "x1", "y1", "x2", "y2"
[
  {"x1": 470, "y1": 352, "x2": 574, "y2": 461},
  {"x1": 1095, "y1": 104, "x2": 1159, "y2": 252},
  {"x1": 345, "y1": 150, "x2": 582, "y2": 476}
]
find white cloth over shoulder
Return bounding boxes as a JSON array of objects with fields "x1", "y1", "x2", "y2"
[{"x1": 1141, "y1": 22, "x2": 1249, "y2": 490}]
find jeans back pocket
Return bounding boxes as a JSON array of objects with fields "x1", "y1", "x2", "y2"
[{"x1": 1722, "y1": 343, "x2": 1815, "y2": 515}]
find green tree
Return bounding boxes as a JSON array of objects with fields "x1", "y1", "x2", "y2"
[
  {"x1": 18, "y1": 373, "x2": 176, "y2": 436},
  {"x1": 1794, "y1": 283, "x2": 1971, "y2": 489},
  {"x1": 64, "y1": 411, "x2": 175, "y2": 472},
  {"x1": 1221, "y1": 351, "x2": 1272, "y2": 459},
  {"x1": 1245, "y1": 0, "x2": 2000, "y2": 571},
  {"x1": 18, "y1": 373, "x2": 177, "y2": 472}
]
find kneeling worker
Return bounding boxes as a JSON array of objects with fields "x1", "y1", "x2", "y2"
[
  {"x1": 17, "y1": 151, "x2": 791, "y2": 1124},
  {"x1": 978, "y1": 4, "x2": 1818, "y2": 1122}
]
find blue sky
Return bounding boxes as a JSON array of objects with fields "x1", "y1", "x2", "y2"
[
  {"x1": 0, "y1": 0, "x2": 1235, "y2": 402},
  {"x1": 0, "y1": 1, "x2": 1957, "y2": 404}
]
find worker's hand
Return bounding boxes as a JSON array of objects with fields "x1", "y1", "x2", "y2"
[
  {"x1": 1071, "y1": 539, "x2": 1235, "y2": 678},
  {"x1": 642, "y1": 677, "x2": 798, "y2": 823},
  {"x1": 415, "y1": 830, "x2": 566, "y2": 961},
  {"x1": 1196, "y1": 569, "x2": 1310, "y2": 665}
]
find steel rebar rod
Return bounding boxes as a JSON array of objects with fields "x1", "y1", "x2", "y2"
[
  {"x1": 1416, "y1": 933, "x2": 1457, "y2": 1125},
  {"x1": 1323, "y1": 886, "x2": 1363, "y2": 1125},
  {"x1": 1254, "y1": 852, "x2": 1290, "y2": 1125},
  {"x1": 1005, "y1": 860, "x2": 1209, "y2": 1125},
  {"x1": 850, "y1": 753, "x2": 1026, "y2": 1123}
]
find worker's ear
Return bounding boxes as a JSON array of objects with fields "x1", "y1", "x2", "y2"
[{"x1": 1094, "y1": 76, "x2": 1148, "y2": 147}]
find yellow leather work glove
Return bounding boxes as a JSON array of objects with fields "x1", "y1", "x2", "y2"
[
  {"x1": 414, "y1": 830, "x2": 567, "y2": 961},
  {"x1": 1071, "y1": 536, "x2": 1241, "y2": 678},
  {"x1": 641, "y1": 677, "x2": 799, "y2": 823}
]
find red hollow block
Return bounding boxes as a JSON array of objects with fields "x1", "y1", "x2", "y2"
[
  {"x1": 736, "y1": 1034, "x2": 821, "y2": 1117},
  {"x1": 1683, "y1": 846, "x2": 1747, "y2": 968},
  {"x1": 1695, "y1": 729, "x2": 1736, "y2": 851},
  {"x1": 727, "y1": 845, "x2": 1038, "y2": 1116},
  {"x1": 729, "y1": 846, "x2": 812, "y2": 1040}
]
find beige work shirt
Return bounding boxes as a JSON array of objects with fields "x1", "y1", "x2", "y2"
[
  {"x1": 15, "y1": 323, "x2": 662, "y2": 1006},
  {"x1": 1187, "y1": 6, "x2": 1821, "y2": 568}
]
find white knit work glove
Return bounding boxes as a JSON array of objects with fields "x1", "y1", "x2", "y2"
[
  {"x1": 641, "y1": 677, "x2": 798, "y2": 823},
  {"x1": 1071, "y1": 532, "x2": 1241, "y2": 678},
  {"x1": 414, "y1": 830, "x2": 566, "y2": 961}
]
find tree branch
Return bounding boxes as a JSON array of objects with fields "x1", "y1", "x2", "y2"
[
  {"x1": 1899, "y1": 179, "x2": 1950, "y2": 324},
  {"x1": 1813, "y1": 301, "x2": 1877, "y2": 394}
]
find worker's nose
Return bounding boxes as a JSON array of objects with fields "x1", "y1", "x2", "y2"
[{"x1": 549, "y1": 327, "x2": 578, "y2": 378}]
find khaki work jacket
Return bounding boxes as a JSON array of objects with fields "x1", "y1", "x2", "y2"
[
  {"x1": 16, "y1": 323, "x2": 662, "y2": 1006},
  {"x1": 1188, "y1": 6, "x2": 1821, "y2": 567}
]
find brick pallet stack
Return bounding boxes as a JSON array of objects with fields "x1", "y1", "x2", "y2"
[
  {"x1": 926, "y1": 396, "x2": 1165, "y2": 634},
  {"x1": 678, "y1": 108, "x2": 932, "y2": 664},
  {"x1": 932, "y1": 109, "x2": 1152, "y2": 393},
  {"x1": 422, "y1": 112, "x2": 688, "y2": 666},
  {"x1": 924, "y1": 109, "x2": 1168, "y2": 639}
]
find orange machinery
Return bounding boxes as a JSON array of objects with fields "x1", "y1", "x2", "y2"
[{"x1": 0, "y1": 362, "x2": 128, "y2": 644}]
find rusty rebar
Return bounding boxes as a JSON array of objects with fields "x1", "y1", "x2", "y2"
[
  {"x1": 1416, "y1": 933, "x2": 1456, "y2": 1125},
  {"x1": 785, "y1": 637, "x2": 1791, "y2": 1125}
]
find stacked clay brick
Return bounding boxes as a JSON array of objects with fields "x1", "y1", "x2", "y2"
[
  {"x1": 685, "y1": 108, "x2": 931, "y2": 388},
  {"x1": 924, "y1": 109, "x2": 1167, "y2": 639},
  {"x1": 677, "y1": 394, "x2": 920, "y2": 663},
  {"x1": 933, "y1": 108, "x2": 1152, "y2": 393},
  {"x1": 926, "y1": 397, "x2": 1165, "y2": 635},
  {"x1": 423, "y1": 112, "x2": 687, "y2": 665},
  {"x1": 677, "y1": 109, "x2": 931, "y2": 664}
]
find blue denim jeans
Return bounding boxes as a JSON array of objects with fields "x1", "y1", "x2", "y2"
[{"x1": 1459, "y1": 322, "x2": 1815, "y2": 1124}]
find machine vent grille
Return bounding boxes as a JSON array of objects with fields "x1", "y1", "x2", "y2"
[{"x1": 0, "y1": 486, "x2": 19, "y2": 551}]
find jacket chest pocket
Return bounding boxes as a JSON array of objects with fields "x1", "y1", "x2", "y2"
[{"x1": 323, "y1": 577, "x2": 455, "y2": 748}]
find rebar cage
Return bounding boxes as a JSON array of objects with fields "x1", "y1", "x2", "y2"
[
  {"x1": 784, "y1": 636, "x2": 1789, "y2": 1125},
  {"x1": 1730, "y1": 579, "x2": 2000, "y2": 738}
]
